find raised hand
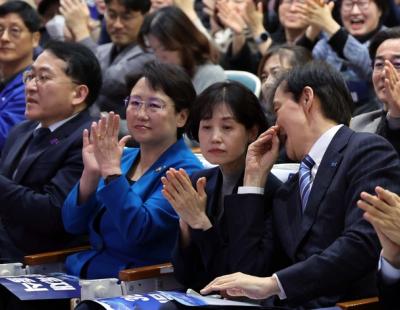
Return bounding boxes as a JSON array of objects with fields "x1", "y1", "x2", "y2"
[
  {"x1": 216, "y1": 0, "x2": 246, "y2": 35},
  {"x1": 91, "y1": 112, "x2": 131, "y2": 178},
  {"x1": 161, "y1": 168, "x2": 211, "y2": 230},
  {"x1": 383, "y1": 60, "x2": 400, "y2": 118},
  {"x1": 241, "y1": 0, "x2": 264, "y2": 35},
  {"x1": 200, "y1": 272, "x2": 279, "y2": 299},
  {"x1": 358, "y1": 187, "x2": 400, "y2": 245},
  {"x1": 244, "y1": 126, "x2": 280, "y2": 187},
  {"x1": 60, "y1": 0, "x2": 91, "y2": 41},
  {"x1": 300, "y1": 0, "x2": 339, "y2": 37}
]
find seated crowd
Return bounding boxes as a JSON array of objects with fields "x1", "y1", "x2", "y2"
[{"x1": 0, "y1": 0, "x2": 399, "y2": 309}]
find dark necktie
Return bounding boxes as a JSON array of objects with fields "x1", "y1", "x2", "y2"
[
  {"x1": 299, "y1": 155, "x2": 315, "y2": 212},
  {"x1": 26, "y1": 127, "x2": 51, "y2": 154},
  {"x1": 12, "y1": 128, "x2": 51, "y2": 180}
]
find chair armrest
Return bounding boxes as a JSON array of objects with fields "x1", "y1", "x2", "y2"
[
  {"x1": 119, "y1": 263, "x2": 174, "y2": 282},
  {"x1": 336, "y1": 297, "x2": 380, "y2": 309},
  {"x1": 24, "y1": 245, "x2": 91, "y2": 266}
]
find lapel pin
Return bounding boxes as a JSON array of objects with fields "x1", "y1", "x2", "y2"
[
  {"x1": 50, "y1": 138, "x2": 59, "y2": 145},
  {"x1": 331, "y1": 162, "x2": 337, "y2": 167},
  {"x1": 155, "y1": 165, "x2": 167, "y2": 173}
]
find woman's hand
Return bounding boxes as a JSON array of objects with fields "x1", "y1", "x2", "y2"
[
  {"x1": 91, "y1": 112, "x2": 131, "y2": 178},
  {"x1": 162, "y1": 168, "x2": 211, "y2": 230}
]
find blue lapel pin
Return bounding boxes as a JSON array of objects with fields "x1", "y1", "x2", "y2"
[{"x1": 331, "y1": 161, "x2": 337, "y2": 167}]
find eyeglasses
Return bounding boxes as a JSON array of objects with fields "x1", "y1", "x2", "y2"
[
  {"x1": 104, "y1": 10, "x2": 140, "y2": 24},
  {"x1": 0, "y1": 26, "x2": 23, "y2": 39},
  {"x1": 124, "y1": 96, "x2": 167, "y2": 114},
  {"x1": 341, "y1": 0, "x2": 370, "y2": 13},
  {"x1": 23, "y1": 70, "x2": 76, "y2": 86}
]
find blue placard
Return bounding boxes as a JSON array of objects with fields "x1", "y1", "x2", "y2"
[
  {"x1": 0, "y1": 273, "x2": 80, "y2": 300},
  {"x1": 79, "y1": 290, "x2": 262, "y2": 309}
]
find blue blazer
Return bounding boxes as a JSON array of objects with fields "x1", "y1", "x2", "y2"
[
  {"x1": 172, "y1": 166, "x2": 281, "y2": 291},
  {"x1": 0, "y1": 109, "x2": 94, "y2": 255},
  {"x1": 0, "y1": 69, "x2": 28, "y2": 150},
  {"x1": 226, "y1": 126, "x2": 400, "y2": 308},
  {"x1": 62, "y1": 138, "x2": 203, "y2": 279}
]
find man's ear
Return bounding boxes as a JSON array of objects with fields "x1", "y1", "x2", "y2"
[
  {"x1": 300, "y1": 86, "x2": 314, "y2": 113},
  {"x1": 71, "y1": 85, "x2": 89, "y2": 107}
]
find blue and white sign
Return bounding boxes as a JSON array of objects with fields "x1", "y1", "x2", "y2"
[{"x1": 0, "y1": 273, "x2": 80, "y2": 300}]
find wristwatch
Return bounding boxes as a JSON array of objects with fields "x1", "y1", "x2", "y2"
[{"x1": 255, "y1": 31, "x2": 270, "y2": 44}]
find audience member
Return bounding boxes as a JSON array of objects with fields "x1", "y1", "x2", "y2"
[
  {"x1": 62, "y1": 61, "x2": 202, "y2": 279},
  {"x1": 149, "y1": 0, "x2": 210, "y2": 37},
  {"x1": 201, "y1": 61, "x2": 400, "y2": 308},
  {"x1": 62, "y1": 0, "x2": 153, "y2": 120},
  {"x1": 139, "y1": 6, "x2": 225, "y2": 94},
  {"x1": 162, "y1": 81, "x2": 281, "y2": 291},
  {"x1": 221, "y1": 0, "x2": 308, "y2": 73},
  {"x1": 257, "y1": 44, "x2": 311, "y2": 121},
  {"x1": 298, "y1": 0, "x2": 387, "y2": 115},
  {"x1": 358, "y1": 187, "x2": 400, "y2": 310},
  {"x1": 0, "y1": 40, "x2": 101, "y2": 262},
  {"x1": 0, "y1": 1, "x2": 40, "y2": 150},
  {"x1": 350, "y1": 27, "x2": 400, "y2": 155}
]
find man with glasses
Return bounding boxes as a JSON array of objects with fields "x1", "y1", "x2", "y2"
[
  {"x1": 60, "y1": 0, "x2": 153, "y2": 126},
  {"x1": 0, "y1": 1, "x2": 40, "y2": 151},
  {"x1": 351, "y1": 27, "x2": 400, "y2": 155},
  {"x1": 0, "y1": 40, "x2": 101, "y2": 263}
]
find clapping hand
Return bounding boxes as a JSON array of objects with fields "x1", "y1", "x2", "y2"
[{"x1": 162, "y1": 168, "x2": 211, "y2": 230}]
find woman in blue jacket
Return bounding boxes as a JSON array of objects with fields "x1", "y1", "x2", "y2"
[{"x1": 62, "y1": 61, "x2": 203, "y2": 279}]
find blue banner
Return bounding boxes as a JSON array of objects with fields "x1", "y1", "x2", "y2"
[
  {"x1": 79, "y1": 290, "x2": 262, "y2": 309},
  {"x1": 0, "y1": 273, "x2": 80, "y2": 300}
]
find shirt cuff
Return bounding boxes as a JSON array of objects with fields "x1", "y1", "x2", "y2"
[
  {"x1": 386, "y1": 112, "x2": 400, "y2": 130},
  {"x1": 380, "y1": 255, "x2": 400, "y2": 285},
  {"x1": 237, "y1": 186, "x2": 264, "y2": 194},
  {"x1": 272, "y1": 273, "x2": 287, "y2": 300}
]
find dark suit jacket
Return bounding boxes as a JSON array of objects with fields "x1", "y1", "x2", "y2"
[
  {"x1": 378, "y1": 270, "x2": 400, "y2": 310},
  {"x1": 227, "y1": 126, "x2": 400, "y2": 309},
  {"x1": 172, "y1": 166, "x2": 282, "y2": 291},
  {"x1": 0, "y1": 109, "x2": 94, "y2": 255}
]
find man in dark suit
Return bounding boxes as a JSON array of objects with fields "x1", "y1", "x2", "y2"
[
  {"x1": 358, "y1": 187, "x2": 400, "y2": 310},
  {"x1": 201, "y1": 61, "x2": 400, "y2": 308},
  {"x1": 0, "y1": 40, "x2": 102, "y2": 262},
  {"x1": 350, "y1": 27, "x2": 400, "y2": 155}
]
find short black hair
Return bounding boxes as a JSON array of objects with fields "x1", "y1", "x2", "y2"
[
  {"x1": 128, "y1": 61, "x2": 196, "y2": 139},
  {"x1": 104, "y1": 0, "x2": 150, "y2": 13},
  {"x1": 187, "y1": 81, "x2": 268, "y2": 142},
  {"x1": 0, "y1": 1, "x2": 41, "y2": 32},
  {"x1": 369, "y1": 26, "x2": 400, "y2": 61},
  {"x1": 43, "y1": 41, "x2": 102, "y2": 107},
  {"x1": 270, "y1": 61, "x2": 353, "y2": 125}
]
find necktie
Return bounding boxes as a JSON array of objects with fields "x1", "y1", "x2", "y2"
[
  {"x1": 12, "y1": 128, "x2": 51, "y2": 180},
  {"x1": 299, "y1": 154, "x2": 315, "y2": 212},
  {"x1": 27, "y1": 127, "x2": 51, "y2": 154}
]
